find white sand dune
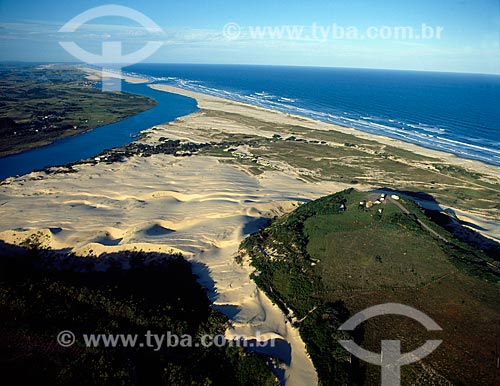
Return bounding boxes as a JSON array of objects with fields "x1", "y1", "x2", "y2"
[{"x1": 1, "y1": 154, "x2": 359, "y2": 385}]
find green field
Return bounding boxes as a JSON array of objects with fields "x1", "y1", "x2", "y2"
[
  {"x1": 241, "y1": 189, "x2": 500, "y2": 385},
  {"x1": 0, "y1": 64, "x2": 157, "y2": 157}
]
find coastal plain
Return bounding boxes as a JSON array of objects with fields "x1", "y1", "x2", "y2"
[{"x1": 0, "y1": 65, "x2": 156, "y2": 157}]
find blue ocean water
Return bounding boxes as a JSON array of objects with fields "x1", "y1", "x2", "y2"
[
  {"x1": 0, "y1": 82, "x2": 198, "y2": 180},
  {"x1": 127, "y1": 64, "x2": 500, "y2": 166}
]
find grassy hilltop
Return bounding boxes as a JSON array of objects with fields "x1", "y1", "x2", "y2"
[{"x1": 240, "y1": 189, "x2": 500, "y2": 385}]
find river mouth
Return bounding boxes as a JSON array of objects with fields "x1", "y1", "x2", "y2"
[{"x1": 0, "y1": 81, "x2": 198, "y2": 180}]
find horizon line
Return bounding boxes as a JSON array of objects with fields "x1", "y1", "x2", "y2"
[{"x1": 1, "y1": 60, "x2": 499, "y2": 77}]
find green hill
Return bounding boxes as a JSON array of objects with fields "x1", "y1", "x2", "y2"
[{"x1": 240, "y1": 188, "x2": 500, "y2": 385}]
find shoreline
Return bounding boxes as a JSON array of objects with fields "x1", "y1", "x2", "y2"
[
  {"x1": 81, "y1": 65, "x2": 151, "y2": 85},
  {"x1": 82, "y1": 65, "x2": 499, "y2": 175},
  {"x1": 149, "y1": 83, "x2": 500, "y2": 176}
]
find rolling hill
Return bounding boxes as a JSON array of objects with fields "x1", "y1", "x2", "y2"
[{"x1": 240, "y1": 188, "x2": 500, "y2": 385}]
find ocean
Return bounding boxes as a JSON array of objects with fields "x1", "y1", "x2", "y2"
[{"x1": 128, "y1": 64, "x2": 500, "y2": 166}]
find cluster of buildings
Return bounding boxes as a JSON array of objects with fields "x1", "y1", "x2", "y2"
[{"x1": 357, "y1": 193, "x2": 401, "y2": 214}]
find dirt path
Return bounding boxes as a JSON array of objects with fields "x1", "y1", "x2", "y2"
[{"x1": 387, "y1": 197, "x2": 450, "y2": 243}]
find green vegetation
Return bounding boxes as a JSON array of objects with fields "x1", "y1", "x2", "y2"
[
  {"x1": 0, "y1": 245, "x2": 276, "y2": 386},
  {"x1": 240, "y1": 189, "x2": 500, "y2": 385},
  {"x1": 180, "y1": 109, "x2": 500, "y2": 221},
  {"x1": 249, "y1": 139, "x2": 500, "y2": 217},
  {"x1": 0, "y1": 64, "x2": 157, "y2": 157}
]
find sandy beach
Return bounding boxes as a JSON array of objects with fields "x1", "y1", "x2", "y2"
[
  {"x1": 82, "y1": 66, "x2": 151, "y2": 85},
  {"x1": 1, "y1": 68, "x2": 499, "y2": 385},
  {"x1": 149, "y1": 84, "x2": 500, "y2": 177}
]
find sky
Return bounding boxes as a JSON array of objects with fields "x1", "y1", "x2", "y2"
[{"x1": 0, "y1": 0, "x2": 499, "y2": 74}]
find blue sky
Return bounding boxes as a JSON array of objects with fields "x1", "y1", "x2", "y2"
[{"x1": 0, "y1": 0, "x2": 499, "y2": 74}]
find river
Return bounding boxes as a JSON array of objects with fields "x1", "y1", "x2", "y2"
[{"x1": 0, "y1": 82, "x2": 198, "y2": 180}]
